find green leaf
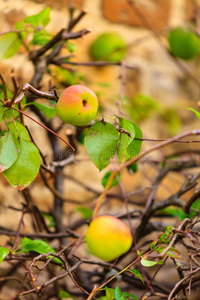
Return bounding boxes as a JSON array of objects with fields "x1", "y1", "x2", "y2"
[
  {"x1": 18, "y1": 237, "x2": 62, "y2": 264},
  {"x1": 0, "y1": 247, "x2": 9, "y2": 263},
  {"x1": 118, "y1": 118, "x2": 135, "y2": 164},
  {"x1": 19, "y1": 237, "x2": 55, "y2": 254},
  {"x1": 0, "y1": 32, "x2": 22, "y2": 59},
  {"x1": 101, "y1": 287, "x2": 115, "y2": 300},
  {"x1": 165, "y1": 225, "x2": 174, "y2": 236},
  {"x1": 188, "y1": 107, "x2": 200, "y2": 120},
  {"x1": 127, "y1": 163, "x2": 138, "y2": 174},
  {"x1": 0, "y1": 131, "x2": 19, "y2": 172},
  {"x1": 115, "y1": 286, "x2": 123, "y2": 300},
  {"x1": 31, "y1": 30, "x2": 52, "y2": 46},
  {"x1": 85, "y1": 121, "x2": 119, "y2": 171},
  {"x1": 42, "y1": 213, "x2": 55, "y2": 228},
  {"x1": 15, "y1": 21, "x2": 24, "y2": 30},
  {"x1": 76, "y1": 206, "x2": 93, "y2": 219},
  {"x1": 24, "y1": 102, "x2": 56, "y2": 118},
  {"x1": 101, "y1": 171, "x2": 119, "y2": 188},
  {"x1": 159, "y1": 246, "x2": 184, "y2": 260},
  {"x1": 127, "y1": 269, "x2": 144, "y2": 284},
  {"x1": 123, "y1": 293, "x2": 138, "y2": 300},
  {"x1": 23, "y1": 7, "x2": 51, "y2": 27},
  {"x1": 67, "y1": 41, "x2": 77, "y2": 53},
  {"x1": 8, "y1": 121, "x2": 30, "y2": 141},
  {"x1": 128, "y1": 94, "x2": 158, "y2": 123},
  {"x1": 126, "y1": 123, "x2": 142, "y2": 159},
  {"x1": 141, "y1": 257, "x2": 158, "y2": 267},
  {"x1": 3, "y1": 139, "x2": 40, "y2": 190},
  {"x1": 150, "y1": 241, "x2": 157, "y2": 250},
  {"x1": 58, "y1": 291, "x2": 76, "y2": 299}
]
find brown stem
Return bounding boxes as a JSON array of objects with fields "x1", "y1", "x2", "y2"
[
  {"x1": 185, "y1": 188, "x2": 200, "y2": 214},
  {"x1": 11, "y1": 106, "x2": 75, "y2": 151},
  {"x1": 14, "y1": 83, "x2": 57, "y2": 105},
  {"x1": 0, "y1": 72, "x2": 8, "y2": 101}
]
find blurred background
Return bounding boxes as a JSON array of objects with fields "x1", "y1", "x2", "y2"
[{"x1": 0, "y1": 1, "x2": 200, "y2": 298}]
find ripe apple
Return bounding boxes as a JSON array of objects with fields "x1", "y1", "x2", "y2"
[
  {"x1": 56, "y1": 85, "x2": 98, "y2": 126},
  {"x1": 85, "y1": 215, "x2": 132, "y2": 261},
  {"x1": 90, "y1": 32, "x2": 127, "y2": 63}
]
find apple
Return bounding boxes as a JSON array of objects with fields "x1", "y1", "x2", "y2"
[
  {"x1": 56, "y1": 85, "x2": 98, "y2": 126},
  {"x1": 90, "y1": 32, "x2": 127, "y2": 63},
  {"x1": 168, "y1": 27, "x2": 200, "y2": 60},
  {"x1": 85, "y1": 215, "x2": 132, "y2": 261}
]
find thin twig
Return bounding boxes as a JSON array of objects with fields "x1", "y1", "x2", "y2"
[{"x1": 11, "y1": 106, "x2": 75, "y2": 151}]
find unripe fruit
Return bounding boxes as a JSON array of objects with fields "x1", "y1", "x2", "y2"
[
  {"x1": 85, "y1": 215, "x2": 132, "y2": 261},
  {"x1": 90, "y1": 32, "x2": 127, "y2": 63},
  {"x1": 56, "y1": 85, "x2": 98, "y2": 126},
  {"x1": 168, "y1": 27, "x2": 200, "y2": 60}
]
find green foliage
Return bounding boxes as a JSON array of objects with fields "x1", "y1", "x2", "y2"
[
  {"x1": 140, "y1": 256, "x2": 158, "y2": 267},
  {"x1": 0, "y1": 247, "x2": 9, "y2": 263},
  {"x1": 126, "y1": 123, "x2": 142, "y2": 159},
  {"x1": 127, "y1": 94, "x2": 159, "y2": 123},
  {"x1": 101, "y1": 171, "x2": 120, "y2": 188},
  {"x1": 101, "y1": 286, "x2": 138, "y2": 300},
  {"x1": 31, "y1": 30, "x2": 52, "y2": 46},
  {"x1": 160, "y1": 108, "x2": 181, "y2": 135},
  {"x1": 8, "y1": 121, "x2": 30, "y2": 141},
  {"x1": 19, "y1": 237, "x2": 54, "y2": 254},
  {"x1": 50, "y1": 67, "x2": 84, "y2": 86},
  {"x1": 85, "y1": 121, "x2": 119, "y2": 171},
  {"x1": 101, "y1": 287, "x2": 115, "y2": 300},
  {"x1": 0, "y1": 7, "x2": 51, "y2": 59},
  {"x1": 58, "y1": 290, "x2": 76, "y2": 299},
  {"x1": 0, "y1": 121, "x2": 40, "y2": 189},
  {"x1": 0, "y1": 131, "x2": 19, "y2": 172},
  {"x1": 76, "y1": 206, "x2": 93, "y2": 219},
  {"x1": 85, "y1": 118, "x2": 142, "y2": 171},
  {"x1": 24, "y1": 102, "x2": 56, "y2": 118},
  {"x1": 0, "y1": 32, "x2": 22, "y2": 59},
  {"x1": 42, "y1": 213, "x2": 55, "y2": 228},
  {"x1": 18, "y1": 237, "x2": 62, "y2": 264},
  {"x1": 156, "y1": 201, "x2": 200, "y2": 221},
  {"x1": 157, "y1": 246, "x2": 184, "y2": 260},
  {"x1": 67, "y1": 41, "x2": 77, "y2": 53},
  {"x1": 127, "y1": 269, "x2": 144, "y2": 284},
  {"x1": 23, "y1": 7, "x2": 51, "y2": 27},
  {"x1": 118, "y1": 118, "x2": 135, "y2": 164},
  {"x1": 127, "y1": 163, "x2": 138, "y2": 174},
  {"x1": 168, "y1": 27, "x2": 200, "y2": 60},
  {"x1": 3, "y1": 138, "x2": 40, "y2": 190},
  {"x1": 188, "y1": 107, "x2": 200, "y2": 120}
]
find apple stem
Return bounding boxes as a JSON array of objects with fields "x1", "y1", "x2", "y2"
[
  {"x1": 93, "y1": 170, "x2": 117, "y2": 219},
  {"x1": 11, "y1": 106, "x2": 75, "y2": 151}
]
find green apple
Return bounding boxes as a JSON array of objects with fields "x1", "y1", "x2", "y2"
[
  {"x1": 85, "y1": 215, "x2": 132, "y2": 261},
  {"x1": 90, "y1": 32, "x2": 127, "y2": 63},
  {"x1": 56, "y1": 85, "x2": 98, "y2": 126},
  {"x1": 168, "y1": 27, "x2": 200, "y2": 60}
]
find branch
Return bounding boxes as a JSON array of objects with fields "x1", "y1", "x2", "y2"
[
  {"x1": 13, "y1": 83, "x2": 57, "y2": 105},
  {"x1": 0, "y1": 72, "x2": 8, "y2": 101},
  {"x1": 11, "y1": 106, "x2": 75, "y2": 151},
  {"x1": 185, "y1": 188, "x2": 200, "y2": 214}
]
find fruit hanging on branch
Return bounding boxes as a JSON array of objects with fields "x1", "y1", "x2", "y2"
[
  {"x1": 85, "y1": 215, "x2": 132, "y2": 261},
  {"x1": 56, "y1": 85, "x2": 98, "y2": 126}
]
